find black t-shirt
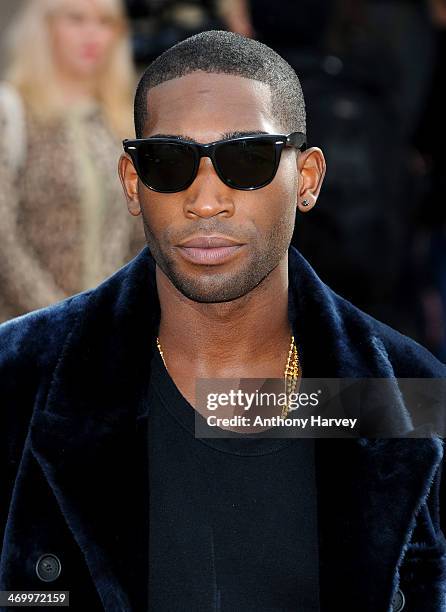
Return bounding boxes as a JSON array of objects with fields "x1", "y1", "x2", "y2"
[{"x1": 147, "y1": 345, "x2": 320, "y2": 611}]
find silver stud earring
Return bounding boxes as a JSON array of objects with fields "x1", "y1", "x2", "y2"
[{"x1": 302, "y1": 199, "x2": 310, "y2": 207}]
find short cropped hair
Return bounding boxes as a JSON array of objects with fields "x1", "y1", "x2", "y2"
[{"x1": 134, "y1": 30, "x2": 306, "y2": 138}]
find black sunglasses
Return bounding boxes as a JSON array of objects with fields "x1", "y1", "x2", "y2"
[{"x1": 123, "y1": 132, "x2": 307, "y2": 193}]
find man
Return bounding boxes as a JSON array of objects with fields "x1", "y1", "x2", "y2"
[{"x1": 1, "y1": 30, "x2": 445, "y2": 612}]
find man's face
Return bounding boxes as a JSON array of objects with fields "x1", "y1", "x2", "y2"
[{"x1": 124, "y1": 71, "x2": 301, "y2": 303}]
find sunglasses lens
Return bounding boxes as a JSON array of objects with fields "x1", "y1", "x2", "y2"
[
  {"x1": 135, "y1": 141, "x2": 196, "y2": 192},
  {"x1": 215, "y1": 139, "x2": 277, "y2": 189}
]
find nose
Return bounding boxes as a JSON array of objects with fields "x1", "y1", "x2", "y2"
[{"x1": 183, "y1": 157, "x2": 235, "y2": 219}]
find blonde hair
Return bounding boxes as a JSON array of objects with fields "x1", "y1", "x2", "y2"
[{"x1": 4, "y1": 0, "x2": 135, "y2": 138}]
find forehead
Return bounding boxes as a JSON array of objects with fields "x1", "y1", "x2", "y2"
[{"x1": 144, "y1": 71, "x2": 279, "y2": 140}]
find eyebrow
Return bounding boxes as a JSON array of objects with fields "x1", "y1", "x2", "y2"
[{"x1": 147, "y1": 130, "x2": 270, "y2": 143}]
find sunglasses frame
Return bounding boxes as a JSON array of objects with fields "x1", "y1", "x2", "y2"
[{"x1": 123, "y1": 132, "x2": 307, "y2": 193}]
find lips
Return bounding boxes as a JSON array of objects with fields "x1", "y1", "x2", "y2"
[{"x1": 176, "y1": 235, "x2": 245, "y2": 265}]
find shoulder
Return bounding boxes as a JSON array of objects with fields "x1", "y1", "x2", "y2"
[
  {"x1": 0, "y1": 81, "x2": 27, "y2": 171},
  {"x1": 0, "y1": 249, "x2": 150, "y2": 379},
  {"x1": 288, "y1": 246, "x2": 446, "y2": 378},
  {"x1": 335, "y1": 291, "x2": 446, "y2": 377},
  {"x1": 0, "y1": 81, "x2": 24, "y2": 124},
  {"x1": 0, "y1": 291, "x2": 91, "y2": 383}
]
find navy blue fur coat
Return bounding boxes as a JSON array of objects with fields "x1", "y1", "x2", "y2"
[{"x1": 1, "y1": 246, "x2": 446, "y2": 611}]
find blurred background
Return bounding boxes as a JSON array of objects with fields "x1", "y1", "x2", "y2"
[{"x1": 0, "y1": 0, "x2": 445, "y2": 363}]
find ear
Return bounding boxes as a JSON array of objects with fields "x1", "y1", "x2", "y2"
[
  {"x1": 296, "y1": 147, "x2": 326, "y2": 213},
  {"x1": 118, "y1": 154, "x2": 141, "y2": 217}
]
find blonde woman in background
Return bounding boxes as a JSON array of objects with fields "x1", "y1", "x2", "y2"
[{"x1": 0, "y1": 0, "x2": 143, "y2": 322}]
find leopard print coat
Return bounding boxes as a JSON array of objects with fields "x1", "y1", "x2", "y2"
[{"x1": 0, "y1": 89, "x2": 144, "y2": 322}]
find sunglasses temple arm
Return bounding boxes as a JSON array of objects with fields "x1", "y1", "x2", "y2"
[{"x1": 287, "y1": 132, "x2": 307, "y2": 150}]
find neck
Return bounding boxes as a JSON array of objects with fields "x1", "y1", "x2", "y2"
[{"x1": 156, "y1": 256, "x2": 292, "y2": 379}]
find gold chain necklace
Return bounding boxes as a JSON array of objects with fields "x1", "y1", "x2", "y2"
[
  {"x1": 156, "y1": 335, "x2": 300, "y2": 418},
  {"x1": 283, "y1": 335, "x2": 300, "y2": 418}
]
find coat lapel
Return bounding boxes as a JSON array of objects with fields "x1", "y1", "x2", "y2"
[
  {"x1": 29, "y1": 247, "x2": 443, "y2": 611},
  {"x1": 288, "y1": 248, "x2": 444, "y2": 610}
]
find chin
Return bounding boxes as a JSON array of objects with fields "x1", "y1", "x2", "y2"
[
  {"x1": 72, "y1": 61, "x2": 103, "y2": 78},
  {"x1": 173, "y1": 269, "x2": 260, "y2": 304}
]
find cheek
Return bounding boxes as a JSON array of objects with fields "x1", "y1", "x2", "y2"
[
  {"x1": 95, "y1": 26, "x2": 118, "y2": 54},
  {"x1": 51, "y1": 24, "x2": 81, "y2": 62},
  {"x1": 246, "y1": 164, "x2": 298, "y2": 231},
  {"x1": 140, "y1": 197, "x2": 175, "y2": 237},
  {"x1": 275, "y1": 154, "x2": 299, "y2": 202},
  {"x1": 50, "y1": 24, "x2": 66, "y2": 54}
]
